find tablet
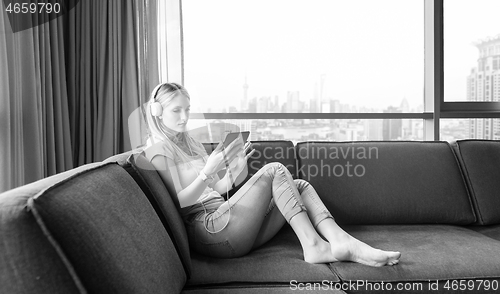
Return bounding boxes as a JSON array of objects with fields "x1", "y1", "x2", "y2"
[{"x1": 222, "y1": 131, "x2": 250, "y2": 148}]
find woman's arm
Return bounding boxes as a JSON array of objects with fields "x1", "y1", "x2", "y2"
[
  {"x1": 212, "y1": 169, "x2": 235, "y2": 195},
  {"x1": 151, "y1": 139, "x2": 245, "y2": 208},
  {"x1": 151, "y1": 155, "x2": 211, "y2": 208},
  {"x1": 212, "y1": 167, "x2": 249, "y2": 195}
]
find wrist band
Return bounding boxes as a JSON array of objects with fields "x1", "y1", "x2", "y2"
[{"x1": 199, "y1": 170, "x2": 214, "y2": 184}]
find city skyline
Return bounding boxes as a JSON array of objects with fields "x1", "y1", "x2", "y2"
[{"x1": 198, "y1": 73, "x2": 423, "y2": 115}]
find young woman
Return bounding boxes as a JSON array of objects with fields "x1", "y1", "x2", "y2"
[{"x1": 143, "y1": 82, "x2": 401, "y2": 266}]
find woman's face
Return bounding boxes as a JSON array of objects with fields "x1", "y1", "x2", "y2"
[{"x1": 161, "y1": 93, "x2": 190, "y2": 132}]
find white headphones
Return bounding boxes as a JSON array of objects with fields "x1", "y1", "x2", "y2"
[
  {"x1": 150, "y1": 102, "x2": 163, "y2": 117},
  {"x1": 150, "y1": 84, "x2": 164, "y2": 117}
]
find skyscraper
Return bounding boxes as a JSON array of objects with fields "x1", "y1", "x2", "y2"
[
  {"x1": 400, "y1": 98, "x2": 411, "y2": 138},
  {"x1": 242, "y1": 76, "x2": 249, "y2": 112},
  {"x1": 467, "y1": 35, "x2": 500, "y2": 139},
  {"x1": 257, "y1": 96, "x2": 271, "y2": 113},
  {"x1": 310, "y1": 74, "x2": 327, "y2": 113},
  {"x1": 383, "y1": 106, "x2": 402, "y2": 140},
  {"x1": 286, "y1": 91, "x2": 301, "y2": 113}
]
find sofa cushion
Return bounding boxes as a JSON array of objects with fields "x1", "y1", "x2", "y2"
[
  {"x1": 467, "y1": 224, "x2": 500, "y2": 242},
  {"x1": 28, "y1": 163, "x2": 186, "y2": 294},
  {"x1": 0, "y1": 195, "x2": 83, "y2": 294},
  {"x1": 331, "y1": 225, "x2": 500, "y2": 287},
  {"x1": 296, "y1": 141, "x2": 475, "y2": 225},
  {"x1": 185, "y1": 225, "x2": 339, "y2": 288},
  {"x1": 121, "y1": 152, "x2": 192, "y2": 278},
  {"x1": 0, "y1": 163, "x2": 105, "y2": 293},
  {"x1": 453, "y1": 140, "x2": 500, "y2": 225}
]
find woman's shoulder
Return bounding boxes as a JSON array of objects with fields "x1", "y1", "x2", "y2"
[{"x1": 143, "y1": 140, "x2": 175, "y2": 161}]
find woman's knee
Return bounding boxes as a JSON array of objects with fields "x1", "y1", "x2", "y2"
[
  {"x1": 263, "y1": 162, "x2": 293, "y2": 177},
  {"x1": 263, "y1": 162, "x2": 286, "y2": 171},
  {"x1": 293, "y1": 179, "x2": 311, "y2": 191}
]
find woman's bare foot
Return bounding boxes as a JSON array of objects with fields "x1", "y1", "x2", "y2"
[
  {"x1": 291, "y1": 213, "x2": 400, "y2": 266},
  {"x1": 302, "y1": 237, "x2": 400, "y2": 266},
  {"x1": 330, "y1": 236, "x2": 401, "y2": 267},
  {"x1": 303, "y1": 239, "x2": 339, "y2": 264}
]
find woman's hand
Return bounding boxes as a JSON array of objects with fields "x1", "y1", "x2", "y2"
[
  {"x1": 202, "y1": 137, "x2": 245, "y2": 176},
  {"x1": 228, "y1": 142, "x2": 255, "y2": 174},
  {"x1": 225, "y1": 141, "x2": 255, "y2": 186}
]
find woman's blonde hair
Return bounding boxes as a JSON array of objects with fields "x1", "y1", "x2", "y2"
[{"x1": 145, "y1": 82, "x2": 207, "y2": 162}]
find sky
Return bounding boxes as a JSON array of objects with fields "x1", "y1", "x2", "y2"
[{"x1": 181, "y1": 0, "x2": 500, "y2": 112}]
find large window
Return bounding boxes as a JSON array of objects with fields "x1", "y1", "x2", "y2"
[
  {"x1": 183, "y1": 0, "x2": 424, "y2": 116},
  {"x1": 159, "y1": 0, "x2": 500, "y2": 142}
]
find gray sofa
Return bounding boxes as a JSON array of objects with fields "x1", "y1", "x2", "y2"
[{"x1": 1, "y1": 140, "x2": 500, "y2": 293}]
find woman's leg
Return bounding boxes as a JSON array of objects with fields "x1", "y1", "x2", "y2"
[
  {"x1": 193, "y1": 162, "x2": 400, "y2": 266},
  {"x1": 294, "y1": 179, "x2": 401, "y2": 266},
  {"x1": 192, "y1": 162, "x2": 331, "y2": 260},
  {"x1": 250, "y1": 199, "x2": 286, "y2": 250},
  {"x1": 233, "y1": 162, "x2": 338, "y2": 263}
]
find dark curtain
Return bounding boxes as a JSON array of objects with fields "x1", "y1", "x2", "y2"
[
  {"x1": 1, "y1": 1, "x2": 73, "y2": 192},
  {"x1": 64, "y1": 0, "x2": 158, "y2": 166},
  {"x1": 1, "y1": 0, "x2": 157, "y2": 192}
]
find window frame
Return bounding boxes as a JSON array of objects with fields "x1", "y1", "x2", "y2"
[{"x1": 160, "y1": 0, "x2": 500, "y2": 141}]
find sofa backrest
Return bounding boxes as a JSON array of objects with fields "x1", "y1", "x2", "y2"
[
  {"x1": 204, "y1": 140, "x2": 297, "y2": 197},
  {"x1": 246, "y1": 140, "x2": 298, "y2": 177},
  {"x1": 120, "y1": 153, "x2": 192, "y2": 278},
  {"x1": 103, "y1": 147, "x2": 143, "y2": 165},
  {"x1": 24, "y1": 162, "x2": 186, "y2": 294},
  {"x1": 296, "y1": 141, "x2": 476, "y2": 225},
  {"x1": 0, "y1": 163, "x2": 105, "y2": 294},
  {"x1": 203, "y1": 140, "x2": 297, "y2": 177},
  {"x1": 453, "y1": 140, "x2": 500, "y2": 225}
]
